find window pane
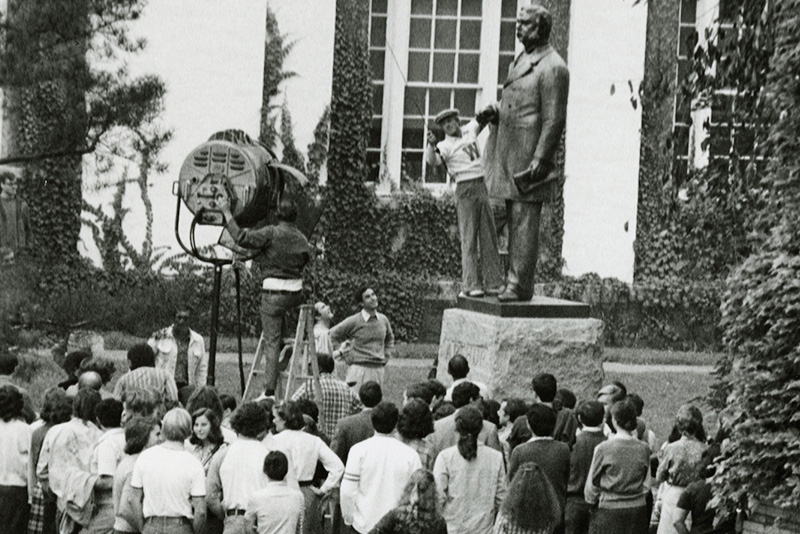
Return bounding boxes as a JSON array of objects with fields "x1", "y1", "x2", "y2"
[
  {"x1": 434, "y1": 20, "x2": 457, "y2": 49},
  {"x1": 372, "y1": 0, "x2": 388, "y2": 14},
  {"x1": 458, "y1": 53, "x2": 479, "y2": 83},
  {"x1": 405, "y1": 88, "x2": 427, "y2": 116},
  {"x1": 454, "y1": 89, "x2": 476, "y2": 116},
  {"x1": 425, "y1": 161, "x2": 447, "y2": 183},
  {"x1": 370, "y1": 16, "x2": 386, "y2": 47},
  {"x1": 436, "y1": 0, "x2": 458, "y2": 16},
  {"x1": 366, "y1": 151, "x2": 380, "y2": 182},
  {"x1": 432, "y1": 52, "x2": 455, "y2": 82},
  {"x1": 409, "y1": 18, "x2": 432, "y2": 49},
  {"x1": 461, "y1": 0, "x2": 482, "y2": 17},
  {"x1": 678, "y1": 26, "x2": 697, "y2": 58},
  {"x1": 718, "y1": 0, "x2": 737, "y2": 22},
  {"x1": 369, "y1": 118, "x2": 383, "y2": 148},
  {"x1": 498, "y1": 53, "x2": 514, "y2": 83},
  {"x1": 403, "y1": 122, "x2": 425, "y2": 149},
  {"x1": 411, "y1": 0, "x2": 433, "y2": 15},
  {"x1": 408, "y1": 52, "x2": 431, "y2": 82},
  {"x1": 501, "y1": 0, "x2": 517, "y2": 18},
  {"x1": 403, "y1": 152, "x2": 423, "y2": 181},
  {"x1": 430, "y1": 88, "x2": 451, "y2": 114},
  {"x1": 500, "y1": 21, "x2": 516, "y2": 51},
  {"x1": 680, "y1": 0, "x2": 696, "y2": 23},
  {"x1": 459, "y1": 20, "x2": 481, "y2": 50},
  {"x1": 370, "y1": 51, "x2": 385, "y2": 80},
  {"x1": 372, "y1": 85, "x2": 384, "y2": 115}
]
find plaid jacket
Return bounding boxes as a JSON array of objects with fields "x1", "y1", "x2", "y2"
[{"x1": 292, "y1": 374, "x2": 362, "y2": 436}]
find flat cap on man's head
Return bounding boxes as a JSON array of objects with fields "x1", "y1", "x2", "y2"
[{"x1": 434, "y1": 108, "x2": 459, "y2": 124}]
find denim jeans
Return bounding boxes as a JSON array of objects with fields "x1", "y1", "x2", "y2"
[
  {"x1": 260, "y1": 290, "x2": 305, "y2": 393},
  {"x1": 455, "y1": 179, "x2": 503, "y2": 292}
]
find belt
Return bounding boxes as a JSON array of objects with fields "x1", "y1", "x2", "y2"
[
  {"x1": 298, "y1": 480, "x2": 315, "y2": 487},
  {"x1": 226, "y1": 509, "x2": 246, "y2": 517},
  {"x1": 262, "y1": 289, "x2": 302, "y2": 295},
  {"x1": 144, "y1": 516, "x2": 191, "y2": 524}
]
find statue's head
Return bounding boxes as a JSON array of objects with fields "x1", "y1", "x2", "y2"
[{"x1": 517, "y1": 5, "x2": 552, "y2": 49}]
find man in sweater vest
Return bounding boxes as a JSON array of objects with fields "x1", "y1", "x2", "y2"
[
  {"x1": 565, "y1": 401, "x2": 606, "y2": 534},
  {"x1": 330, "y1": 287, "x2": 395, "y2": 390}
]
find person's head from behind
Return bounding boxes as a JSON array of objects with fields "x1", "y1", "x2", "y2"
[
  {"x1": 122, "y1": 389, "x2": 159, "y2": 423},
  {"x1": 317, "y1": 353, "x2": 335, "y2": 375},
  {"x1": 555, "y1": 388, "x2": 577, "y2": 410},
  {"x1": 95, "y1": 398, "x2": 123, "y2": 429},
  {"x1": 532, "y1": 373, "x2": 557, "y2": 403},
  {"x1": 127, "y1": 343, "x2": 156, "y2": 370},
  {"x1": 62, "y1": 350, "x2": 92, "y2": 378},
  {"x1": 230, "y1": 402, "x2": 268, "y2": 439},
  {"x1": 295, "y1": 398, "x2": 320, "y2": 424},
  {"x1": 190, "y1": 407, "x2": 224, "y2": 446},
  {"x1": 371, "y1": 401, "x2": 399, "y2": 434},
  {"x1": 499, "y1": 398, "x2": 528, "y2": 427},
  {"x1": 597, "y1": 382, "x2": 626, "y2": 411},
  {"x1": 123, "y1": 416, "x2": 161, "y2": 455},
  {"x1": 399, "y1": 469, "x2": 438, "y2": 513},
  {"x1": 276, "y1": 198, "x2": 298, "y2": 223},
  {"x1": 354, "y1": 286, "x2": 379, "y2": 313},
  {"x1": 77, "y1": 357, "x2": 116, "y2": 385},
  {"x1": 263, "y1": 450, "x2": 289, "y2": 481},
  {"x1": 219, "y1": 394, "x2": 237, "y2": 419},
  {"x1": 40, "y1": 387, "x2": 73, "y2": 425},
  {"x1": 74, "y1": 388, "x2": 102, "y2": 422},
  {"x1": 482, "y1": 399, "x2": 501, "y2": 427},
  {"x1": 185, "y1": 386, "x2": 224, "y2": 421},
  {"x1": 451, "y1": 381, "x2": 480, "y2": 409},
  {"x1": 0, "y1": 385, "x2": 24, "y2": 421},
  {"x1": 257, "y1": 398, "x2": 275, "y2": 432},
  {"x1": 447, "y1": 355, "x2": 469, "y2": 380},
  {"x1": 0, "y1": 351, "x2": 18, "y2": 376},
  {"x1": 627, "y1": 393, "x2": 644, "y2": 417},
  {"x1": 609, "y1": 400, "x2": 638, "y2": 434},
  {"x1": 78, "y1": 371, "x2": 104, "y2": 392},
  {"x1": 502, "y1": 462, "x2": 562, "y2": 531},
  {"x1": 433, "y1": 402, "x2": 455, "y2": 421},
  {"x1": 676, "y1": 404, "x2": 706, "y2": 441},
  {"x1": 358, "y1": 381, "x2": 382, "y2": 408},
  {"x1": 162, "y1": 407, "x2": 193, "y2": 442},
  {"x1": 426, "y1": 379, "x2": 446, "y2": 405},
  {"x1": 455, "y1": 406, "x2": 483, "y2": 461},
  {"x1": 576, "y1": 400, "x2": 605, "y2": 428},
  {"x1": 397, "y1": 398, "x2": 433, "y2": 441},
  {"x1": 273, "y1": 400, "x2": 305, "y2": 432},
  {"x1": 527, "y1": 403, "x2": 556, "y2": 437},
  {"x1": 404, "y1": 382, "x2": 434, "y2": 406}
]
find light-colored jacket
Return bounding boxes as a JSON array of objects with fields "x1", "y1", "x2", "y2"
[
  {"x1": 148, "y1": 327, "x2": 208, "y2": 386},
  {"x1": 484, "y1": 44, "x2": 569, "y2": 203}
]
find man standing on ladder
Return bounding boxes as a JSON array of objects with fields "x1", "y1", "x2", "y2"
[{"x1": 219, "y1": 197, "x2": 310, "y2": 397}]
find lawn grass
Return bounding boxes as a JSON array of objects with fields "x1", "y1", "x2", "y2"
[{"x1": 604, "y1": 347, "x2": 721, "y2": 367}]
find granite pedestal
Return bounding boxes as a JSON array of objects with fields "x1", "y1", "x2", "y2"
[{"x1": 437, "y1": 296, "x2": 604, "y2": 401}]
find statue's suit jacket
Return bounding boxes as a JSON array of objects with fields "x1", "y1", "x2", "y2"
[{"x1": 484, "y1": 44, "x2": 569, "y2": 203}]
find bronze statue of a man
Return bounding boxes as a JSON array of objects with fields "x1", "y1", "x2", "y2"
[{"x1": 480, "y1": 5, "x2": 569, "y2": 302}]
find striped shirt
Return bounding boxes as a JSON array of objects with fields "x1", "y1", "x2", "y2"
[
  {"x1": 113, "y1": 367, "x2": 178, "y2": 403},
  {"x1": 291, "y1": 375, "x2": 362, "y2": 437}
]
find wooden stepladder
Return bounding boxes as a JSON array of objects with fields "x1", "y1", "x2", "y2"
[{"x1": 242, "y1": 305, "x2": 324, "y2": 420}]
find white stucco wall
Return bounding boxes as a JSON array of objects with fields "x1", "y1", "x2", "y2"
[{"x1": 562, "y1": 0, "x2": 648, "y2": 283}]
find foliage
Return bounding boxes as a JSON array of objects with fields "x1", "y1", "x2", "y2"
[
  {"x1": 306, "y1": 106, "x2": 330, "y2": 184},
  {"x1": 0, "y1": 0, "x2": 168, "y2": 265},
  {"x1": 260, "y1": 5, "x2": 296, "y2": 150},
  {"x1": 710, "y1": 0, "x2": 800, "y2": 513},
  {"x1": 279, "y1": 100, "x2": 306, "y2": 173}
]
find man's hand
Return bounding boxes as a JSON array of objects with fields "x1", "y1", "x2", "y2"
[
  {"x1": 216, "y1": 196, "x2": 233, "y2": 221},
  {"x1": 426, "y1": 130, "x2": 438, "y2": 146},
  {"x1": 528, "y1": 159, "x2": 553, "y2": 183},
  {"x1": 476, "y1": 104, "x2": 499, "y2": 126}
]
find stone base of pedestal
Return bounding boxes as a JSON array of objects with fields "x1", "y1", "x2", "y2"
[{"x1": 437, "y1": 306, "x2": 604, "y2": 401}]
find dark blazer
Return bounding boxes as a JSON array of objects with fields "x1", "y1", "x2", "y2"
[
  {"x1": 484, "y1": 44, "x2": 569, "y2": 203},
  {"x1": 331, "y1": 409, "x2": 374, "y2": 463},
  {"x1": 509, "y1": 438, "x2": 571, "y2": 509}
]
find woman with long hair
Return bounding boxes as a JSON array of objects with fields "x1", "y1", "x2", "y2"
[
  {"x1": 654, "y1": 405, "x2": 707, "y2": 534},
  {"x1": 113, "y1": 416, "x2": 162, "y2": 534},
  {"x1": 493, "y1": 463, "x2": 562, "y2": 534},
  {"x1": 185, "y1": 386, "x2": 237, "y2": 443},
  {"x1": 187, "y1": 407, "x2": 226, "y2": 473},
  {"x1": 0, "y1": 385, "x2": 32, "y2": 534},
  {"x1": 397, "y1": 399, "x2": 435, "y2": 470},
  {"x1": 433, "y1": 406, "x2": 506, "y2": 534},
  {"x1": 369, "y1": 469, "x2": 447, "y2": 534},
  {"x1": 585, "y1": 400, "x2": 651, "y2": 534}
]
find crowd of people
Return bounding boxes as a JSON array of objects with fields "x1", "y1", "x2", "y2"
[{"x1": 0, "y1": 342, "x2": 735, "y2": 534}]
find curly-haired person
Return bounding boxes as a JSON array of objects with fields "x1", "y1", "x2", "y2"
[
  {"x1": 397, "y1": 399, "x2": 435, "y2": 470},
  {"x1": 370, "y1": 469, "x2": 447, "y2": 534}
]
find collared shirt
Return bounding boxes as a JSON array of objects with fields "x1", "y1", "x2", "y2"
[
  {"x1": 148, "y1": 327, "x2": 207, "y2": 387},
  {"x1": 433, "y1": 444, "x2": 507, "y2": 534},
  {"x1": 291, "y1": 374, "x2": 362, "y2": 437},
  {"x1": 341, "y1": 434, "x2": 423, "y2": 534},
  {"x1": 330, "y1": 311, "x2": 395, "y2": 367},
  {"x1": 527, "y1": 435, "x2": 554, "y2": 443},
  {"x1": 360, "y1": 309, "x2": 374, "y2": 322},
  {"x1": 271, "y1": 429, "x2": 344, "y2": 494},
  {"x1": 91, "y1": 427, "x2": 126, "y2": 476},
  {"x1": 245, "y1": 481, "x2": 305, "y2": 534},
  {"x1": 113, "y1": 367, "x2": 179, "y2": 403},
  {"x1": 0, "y1": 418, "x2": 31, "y2": 486}
]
